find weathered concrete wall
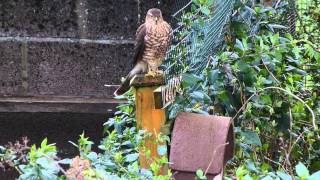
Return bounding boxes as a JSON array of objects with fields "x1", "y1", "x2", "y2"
[{"x1": 0, "y1": 0, "x2": 174, "y2": 112}]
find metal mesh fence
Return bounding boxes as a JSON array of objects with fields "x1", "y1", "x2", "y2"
[{"x1": 160, "y1": 0, "x2": 235, "y2": 107}]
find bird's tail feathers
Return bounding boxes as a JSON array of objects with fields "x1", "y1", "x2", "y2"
[
  {"x1": 114, "y1": 61, "x2": 147, "y2": 96},
  {"x1": 113, "y1": 76, "x2": 131, "y2": 96},
  {"x1": 113, "y1": 68, "x2": 139, "y2": 96}
]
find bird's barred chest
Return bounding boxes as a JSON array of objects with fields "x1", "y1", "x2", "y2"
[{"x1": 143, "y1": 33, "x2": 169, "y2": 64}]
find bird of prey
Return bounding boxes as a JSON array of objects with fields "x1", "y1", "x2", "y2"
[{"x1": 114, "y1": 8, "x2": 172, "y2": 96}]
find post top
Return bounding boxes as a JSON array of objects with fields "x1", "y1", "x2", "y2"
[{"x1": 130, "y1": 74, "x2": 164, "y2": 87}]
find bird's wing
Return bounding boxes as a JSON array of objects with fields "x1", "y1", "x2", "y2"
[{"x1": 132, "y1": 23, "x2": 146, "y2": 65}]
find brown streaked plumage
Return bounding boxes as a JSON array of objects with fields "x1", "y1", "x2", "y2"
[{"x1": 114, "y1": 8, "x2": 172, "y2": 96}]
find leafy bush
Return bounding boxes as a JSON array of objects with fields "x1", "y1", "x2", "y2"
[{"x1": 168, "y1": 0, "x2": 320, "y2": 178}]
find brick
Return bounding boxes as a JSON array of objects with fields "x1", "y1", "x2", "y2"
[
  {"x1": 27, "y1": 41, "x2": 134, "y2": 97},
  {"x1": 0, "y1": 0, "x2": 140, "y2": 39},
  {"x1": 0, "y1": 0, "x2": 78, "y2": 38},
  {"x1": 0, "y1": 41, "x2": 24, "y2": 96},
  {"x1": 86, "y1": 0, "x2": 138, "y2": 39}
]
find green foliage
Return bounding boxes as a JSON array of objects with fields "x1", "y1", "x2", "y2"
[
  {"x1": 296, "y1": 0, "x2": 320, "y2": 44},
  {"x1": 0, "y1": 92, "x2": 170, "y2": 179},
  {"x1": 168, "y1": 0, "x2": 320, "y2": 178},
  {"x1": 196, "y1": 169, "x2": 207, "y2": 179},
  {"x1": 18, "y1": 138, "x2": 71, "y2": 180},
  {"x1": 233, "y1": 161, "x2": 320, "y2": 180}
]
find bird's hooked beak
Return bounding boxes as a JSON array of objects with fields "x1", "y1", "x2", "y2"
[{"x1": 155, "y1": 17, "x2": 158, "y2": 24}]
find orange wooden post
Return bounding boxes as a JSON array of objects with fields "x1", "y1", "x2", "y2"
[{"x1": 130, "y1": 74, "x2": 167, "y2": 173}]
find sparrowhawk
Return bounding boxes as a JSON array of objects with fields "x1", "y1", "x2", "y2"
[{"x1": 114, "y1": 8, "x2": 172, "y2": 96}]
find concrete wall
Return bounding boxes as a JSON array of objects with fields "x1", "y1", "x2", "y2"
[{"x1": 0, "y1": 0, "x2": 175, "y2": 112}]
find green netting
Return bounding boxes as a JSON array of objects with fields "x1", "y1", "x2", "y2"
[{"x1": 161, "y1": 0, "x2": 235, "y2": 106}]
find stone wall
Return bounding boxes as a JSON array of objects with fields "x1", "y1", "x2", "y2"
[{"x1": 0, "y1": 0, "x2": 175, "y2": 112}]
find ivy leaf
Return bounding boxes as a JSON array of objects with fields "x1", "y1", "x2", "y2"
[
  {"x1": 182, "y1": 73, "x2": 202, "y2": 87},
  {"x1": 169, "y1": 104, "x2": 182, "y2": 119},
  {"x1": 190, "y1": 91, "x2": 211, "y2": 103},
  {"x1": 245, "y1": 5, "x2": 257, "y2": 15},
  {"x1": 157, "y1": 145, "x2": 167, "y2": 156},
  {"x1": 267, "y1": 24, "x2": 287, "y2": 32},
  {"x1": 310, "y1": 171, "x2": 320, "y2": 180},
  {"x1": 295, "y1": 162, "x2": 310, "y2": 178},
  {"x1": 246, "y1": 160, "x2": 258, "y2": 173},
  {"x1": 244, "y1": 174, "x2": 253, "y2": 180},
  {"x1": 58, "y1": 158, "x2": 72, "y2": 165},
  {"x1": 125, "y1": 153, "x2": 139, "y2": 162},
  {"x1": 200, "y1": 6, "x2": 210, "y2": 16},
  {"x1": 40, "y1": 169, "x2": 57, "y2": 180},
  {"x1": 277, "y1": 171, "x2": 292, "y2": 180},
  {"x1": 86, "y1": 152, "x2": 98, "y2": 162},
  {"x1": 261, "y1": 176, "x2": 273, "y2": 180},
  {"x1": 141, "y1": 168, "x2": 153, "y2": 178},
  {"x1": 196, "y1": 169, "x2": 206, "y2": 179},
  {"x1": 241, "y1": 131, "x2": 262, "y2": 146},
  {"x1": 36, "y1": 157, "x2": 51, "y2": 169},
  {"x1": 268, "y1": 25, "x2": 287, "y2": 29},
  {"x1": 207, "y1": 69, "x2": 219, "y2": 83}
]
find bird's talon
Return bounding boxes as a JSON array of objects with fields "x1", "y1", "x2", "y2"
[{"x1": 145, "y1": 71, "x2": 157, "y2": 77}]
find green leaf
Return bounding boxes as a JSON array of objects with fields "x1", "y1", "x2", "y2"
[
  {"x1": 41, "y1": 138, "x2": 48, "y2": 148},
  {"x1": 309, "y1": 171, "x2": 320, "y2": 180},
  {"x1": 246, "y1": 160, "x2": 258, "y2": 173},
  {"x1": 261, "y1": 176, "x2": 273, "y2": 180},
  {"x1": 268, "y1": 24, "x2": 287, "y2": 29},
  {"x1": 236, "y1": 39, "x2": 245, "y2": 52},
  {"x1": 36, "y1": 157, "x2": 58, "y2": 172},
  {"x1": 277, "y1": 171, "x2": 292, "y2": 180},
  {"x1": 157, "y1": 145, "x2": 167, "y2": 156},
  {"x1": 245, "y1": 6, "x2": 257, "y2": 15},
  {"x1": 296, "y1": 162, "x2": 310, "y2": 178},
  {"x1": 86, "y1": 152, "x2": 98, "y2": 161},
  {"x1": 200, "y1": 6, "x2": 210, "y2": 16},
  {"x1": 125, "y1": 153, "x2": 139, "y2": 162},
  {"x1": 182, "y1": 73, "x2": 202, "y2": 87},
  {"x1": 196, "y1": 169, "x2": 206, "y2": 179},
  {"x1": 207, "y1": 69, "x2": 219, "y2": 83},
  {"x1": 244, "y1": 174, "x2": 253, "y2": 180},
  {"x1": 58, "y1": 158, "x2": 72, "y2": 165},
  {"x1": 267, "y1": 24, "x2": 287, "y2": 32},
  {"x1": 241, "y1": 131, "x2": 262, "y2": 146},
  {"x1": 141, "y1": 168, "x2": 153, "y2": 178},
  {"x1": 190, "y1": 91, "x2": 211, "y2": 103}
]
